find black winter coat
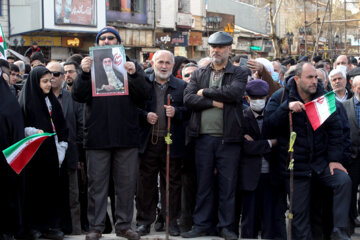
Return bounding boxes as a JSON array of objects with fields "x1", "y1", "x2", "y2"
[
  {"x1": 184, "y1": 61, "x2": 247, "y2": 142},
  {"x1": 265, "y1": 78, "x2": 344, "y2": 177},
  {"x1": 72, "y1": 59, "x2": 151, "y2": 149},
  {"x1": 139, "y1": 74, "x2": 189, "y2": 158}
]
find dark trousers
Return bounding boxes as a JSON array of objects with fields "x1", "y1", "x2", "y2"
[
  {"x1": 241, "y1": 173, "x2": 275, "y2": 239},
  {"x1": 86, "y1": 148, "x2": 138, "y2": 232},
  {"x1": 136, "y1": 137, "x2": 182, "y2": 226},
  {"x1": 193, "y1": 135, "x2": 241, "y2": 231},
  {"x1": 180, "y1": 144, "x2": 197, "y2": 228},
  {"x1": 288, "y1": 167, "x2": 351, "y2": 240},
  {"x1": 348, "y1": 158, "x2": 360, "y2": 224}
]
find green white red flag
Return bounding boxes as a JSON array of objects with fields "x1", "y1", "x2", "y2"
[
  {"x1": 0, "y1": 24, "x2": 7, "y2": 60},
  {"x1": 2, "y1": 133, "x2": 55, "y2": 174},
  {"x1": 305, "y1": 91, "x2": 336, "y2": 131}
]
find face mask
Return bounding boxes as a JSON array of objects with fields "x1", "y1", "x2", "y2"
[
  {"x1": 272, "y1": 72, "x2": 280, "y2": 82},
  {"x1": 250, "y1": 99, "x2": 266, "y2": 112},
  {"x1": 337, "y1": 65, "x2": 347, "y2": 74}
]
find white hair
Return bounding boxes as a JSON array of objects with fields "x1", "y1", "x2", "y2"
[
  {"x1": 329, "y1": 68, "x2": 346, "y2": 80},
  {"x1": 14, "y1": 60, "x2": 25, "y2": 72},
  {"x1": 353, "y1": 75, "x2": 360, "y2": 87},
  {"x1": 152, "y1": 50, "x2": 174, "y2": 64}
]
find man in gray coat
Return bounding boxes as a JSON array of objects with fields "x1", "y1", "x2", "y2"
[{"x1": 342, "y1": 75, "x2": 360, "y2": 233}]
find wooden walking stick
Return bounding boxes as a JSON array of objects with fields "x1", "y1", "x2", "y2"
[
  {"x1": 287, "y1": 112, "x2": 297, "y2": 240},
  {"x1": 164, "y1": 94, "x2": 172, "y2": 240}
]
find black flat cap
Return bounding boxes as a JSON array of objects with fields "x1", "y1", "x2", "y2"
[
  {"x1": 208, "y1": 31, "x2": 233, "y2": 46},
  {"x1": 246, "y1": 79, "x2": 269, "y2": 97}
]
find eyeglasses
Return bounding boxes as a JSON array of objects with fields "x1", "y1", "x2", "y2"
[
  {"x1": 51, "y1": 71, "x2": 62, "y2": 77},
  {"x1": 64, "y1": 70, "x2": 76, "y2": 74},
  {"x1": 184, "y1": 73, "x2": 191, "y2": 78},
  {"x1": 99, "y1": 36, "x2": 115, "y2": 41}
]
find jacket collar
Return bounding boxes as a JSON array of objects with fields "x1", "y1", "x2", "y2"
[
  {"x1": 205, "y1": 60, "x2": 235, "y2": 74},
  {"x1": 149, "y1": 73, "x2": 178, "y2": 89},
  {"x1": 287, "y1": 76, "x2": 326, "y2": 103}
]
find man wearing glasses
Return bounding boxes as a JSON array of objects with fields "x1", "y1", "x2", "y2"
[
  {"x1": 63, "y1": 61, "x2": 80, "y2": 92},
  {"x1": 181, "y1": 63, "x2": 198, "y2": 83},
  {"x1": 72, "y1": 26, "x2": 151, "y2": 240}
]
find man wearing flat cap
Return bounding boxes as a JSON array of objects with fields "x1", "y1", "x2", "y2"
[
  {"x1": 237, "y1": 79, "x2": 278, "y2": 239},
  {"x1": 182, "y1": 31, "x2": 248, "y2": 240},
  {"x1": 72, "y1": 26, "x2": 151, "y2": 240}
]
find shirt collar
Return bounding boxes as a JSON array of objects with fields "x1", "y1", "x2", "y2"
[
  {"x1": 251, "y1": 109, "x2": 264, "y2": 119},
  {"x1": 354, "y1": 96, "x2": 360, "y2": 105}
]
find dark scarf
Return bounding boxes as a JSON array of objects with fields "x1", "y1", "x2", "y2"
[
  {"x1": 0, "y1": 74, "x2": 24, "y2": 149},
  {"x1": 20, "y1": 66, "x2": 68, "y2": 142}
]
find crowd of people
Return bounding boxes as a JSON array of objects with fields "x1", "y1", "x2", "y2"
[{"x1": 1, "y1": 26, "x2": 360, "y2": 240}]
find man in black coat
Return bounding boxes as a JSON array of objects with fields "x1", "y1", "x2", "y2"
[
  {"x1": 135, "y1": 50, "x2": 188, "y2": 237},
  {"x1": 181, "y1": 31, "x2": 247, "y2": 240},
  {"x1": 72, "y1": 26, "x2": 151, "y2": 240},
  {"x1": 265, "y1": 62, "x2": 352, "y2": 240},
  {"x1": 238, "y1": 79, "x2": 277, "y2": 239}
]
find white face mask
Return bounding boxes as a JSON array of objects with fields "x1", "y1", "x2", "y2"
[{"x1": 250, "y1": 99, "x2": 266, "y2": 112}]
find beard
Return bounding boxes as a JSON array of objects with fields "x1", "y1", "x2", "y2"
[
  {"x1": 154, "y1": 68, "x2": 172, "y2": 80},
  {"x1": 103, "y1": 64, "x2": 113, "y2": 72}
]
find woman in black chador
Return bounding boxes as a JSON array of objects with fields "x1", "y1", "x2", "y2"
[
  {"x1": 20, "y1": 66, "x2": 68, "y2": 240},
  {"x1": 0, "y1": 60, "x2": 25, "y2": 240}
]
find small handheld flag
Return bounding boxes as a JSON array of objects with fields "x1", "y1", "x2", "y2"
[
  {"x1": 305, "y1": 91, "x2": 336, "y2": 131},
  {"x1": 2, "y1": 133, "x2": 56, "y2": 174},
  {"x1": 0, "y1": 24, "x2": 7, "y2": 60}
]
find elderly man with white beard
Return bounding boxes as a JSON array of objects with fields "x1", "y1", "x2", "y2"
[{"x1": 135, "y1": 50, "x2": 189, "y2": 237}]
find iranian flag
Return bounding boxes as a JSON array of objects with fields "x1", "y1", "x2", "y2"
[
  {"x1": 305, "y1": 91, "x2": 336, "y2": 131},
  {"x1": 2, "y1": 133, "x2": 55, "y2": 174},
  {"x1": 0, "y1": 24, "x2": 7, "y2": 60}
]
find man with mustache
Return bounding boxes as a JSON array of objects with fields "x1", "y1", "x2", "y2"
[
  {"x1": 265, "y1": 62, "x2": 351, "y2": 240},
  {"x1": 329, "y1": 68, "x2": 353, "y2": 102},
  {"x1": 135, "y1": 50, "x2": 188, "y2": 237},
  {"x1": 182, "y1": 31, "x2": 247, "y2": 240}
]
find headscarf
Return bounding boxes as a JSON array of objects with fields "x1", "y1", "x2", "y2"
[
  {"x1": 0, "y1": 73, "x2": 25, "y2": 149},
  {"x1": 20, "y1": 66, "x2": 68, "y2": 142},
  {"x1": 172, "y1": 56, "x2": 190, "y2": 79}
]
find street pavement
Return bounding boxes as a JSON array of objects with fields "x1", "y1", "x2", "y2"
[{"x1": 56, "y1": 227, "x2": 360, "y2": 240}]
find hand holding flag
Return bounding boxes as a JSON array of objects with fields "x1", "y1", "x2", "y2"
[
  {"x1": 2, "y1": 132, "x2": 56, "y2": 174},
  {"x1": 305, "y1": 91, "x2": 336, "y2": 131}
]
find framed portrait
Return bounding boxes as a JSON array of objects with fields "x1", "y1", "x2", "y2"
[
  {"x1": 54, "y1": 0, "x2": 97, "y2": 26},
  {"x1": 90, "y1": 45, "x2": 129, "y2": 97}
]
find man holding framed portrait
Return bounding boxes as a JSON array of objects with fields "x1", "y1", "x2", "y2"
[{"x1": 71, "y1": 26, "x2": 151, "y2": 240}]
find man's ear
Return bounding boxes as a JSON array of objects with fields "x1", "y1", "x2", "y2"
[
  {"x1": 245, "y1": 95, "x2": 250, "y2": 104},
  {"x1": 294, "y1": 75, "x2": 300, "y2": 84}
]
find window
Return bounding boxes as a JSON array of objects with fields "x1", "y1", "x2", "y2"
[
  {"x1": 106, "y1": 0, "x2": 147, "y2": 24},
  {"x1": 107, "y1": 0, "x2": 145, "y2": 13}
]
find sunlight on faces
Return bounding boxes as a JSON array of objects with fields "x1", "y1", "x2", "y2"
[
  {"x1": 64, "y1": 64, "x2": 77, "y2": 85},
  {"x1": 152, "y1": 52, "x2": 174, "y2": 81},
  {"x1": 182, "y1": 66, "x2": 198, "y2": 83},
  {"x1": 210, "y1": 45, "x2": 231, "y2": 66},
  {"x1": 295, "y1": 63, "x2": 318, "y2": 96},
  {"x1": 47, "y1": 64, "x2": 64, "y2": 90},
  {"x1": 98, "y1": 33, "x2": 118, "y2": 46},
  {"x1": 352, "y1": 76, "x2": 360, "y2": 101},
  {"x1": 330, "y1": 73, "x2": 346, "y2": 93},
  {"x1": 40, "y1": 73, "x2": 52, "y2": 94}
]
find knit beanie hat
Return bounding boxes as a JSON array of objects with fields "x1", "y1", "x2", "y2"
[{"x1": 96, "y1": 26, "x2": 122, "y2": 44}]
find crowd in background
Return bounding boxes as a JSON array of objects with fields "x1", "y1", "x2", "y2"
[{"x1": 2, "y1": 27, "x2": 360, "y2": 240}]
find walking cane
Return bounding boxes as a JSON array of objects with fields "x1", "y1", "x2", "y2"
[
  {"x1": 287, "y1": 112, "x2": 297, "y2": 240},
  {"x1": 165, "y1": 94, "x2": 172, "y2": 240}
]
